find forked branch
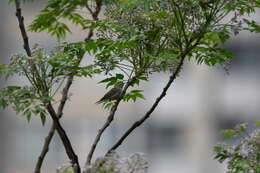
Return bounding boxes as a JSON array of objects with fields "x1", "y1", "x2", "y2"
[
  {"x1": 106, "y1": 41, "x2": 202, "y2": 154},
  {"x1": 46, "y1": 103, "x2": 81, "y2": 173},
  {"x1": 34, "y1": 1, "x2": 103, "y2": 173},
  {"x1": 85, "y1": 75, "x2": 138, "y2": 167},
  {"x1": 14, "y1": 1, "x2": 102, "y2": 173}
]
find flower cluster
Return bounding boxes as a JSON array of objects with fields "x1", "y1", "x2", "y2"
[
  {"x1": 214, "y1": 123, "x2": 260, "y2": 173},
  {"x1": 85, "y1": 152, "x2": 148, "y2": 173}
]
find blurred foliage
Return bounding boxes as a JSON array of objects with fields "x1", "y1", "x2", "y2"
[
  {"x1": 214, "y1": 122, "x2": 260, "y2": 173},
  {"x1": 0, "y1": 85, "x2": 48, "y2": 125},
  {"x1": 56, "y1": 164, "x2": 74, "y2": 173},
  {"x1": 86, "y1": 152, "x2": 148, "y2": 173}
]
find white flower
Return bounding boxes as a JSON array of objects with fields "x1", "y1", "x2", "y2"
[{"x1": 85, "y1": 152, "x2": 148, "y2": 173}]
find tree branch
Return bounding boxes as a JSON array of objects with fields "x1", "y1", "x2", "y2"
[
  {"x1": 34, "y1": 74, "x2": 74, "y2": 173},
  {"x1": 46, "y1": 103, "x2": 81, "y2": 173},
  {"x1": 84, "y1": 75, "x2": 138, "y2": 167},
  {"x1": 92, "y1": 0, "x2": 102, "y2": 21},
  {"x1": 34, "y1": 1, "x2": 103, "y2": 172},
  {"x1": 14, "y1": 0, "x2": 32, "y2": 57},
  {"x1": 34, "y1": 124, "x2": 55, "y2": 173},
  {"x1": 14, "y1": 1, "x2": 82, "y2": 172},
  {"x1": 106, "y1": 42, "x2": 201, "y2": 154}
]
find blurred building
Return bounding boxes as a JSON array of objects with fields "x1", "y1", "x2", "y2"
[{"x1": 1, "y1": 1, "x2": 260, "y2": 173}]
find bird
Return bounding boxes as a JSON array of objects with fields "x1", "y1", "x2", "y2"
[{"x1": 96, "y1": 82, "x2": 124, "y2": 104}]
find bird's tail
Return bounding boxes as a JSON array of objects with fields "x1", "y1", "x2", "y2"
[{"x1": 95, "y1": 98, "x2": 105, "y2": 104}]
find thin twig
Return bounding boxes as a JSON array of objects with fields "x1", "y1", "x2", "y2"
[
  {"x1": 106, "y1": 41, "x2": 202, "y2": 154},
  {"x1": 85, "y1": 1, "x2": 94, "y2": 16},
  {"x1": 92, "y1": 0, "x2": 102, "y2": 21},
  {"x1": 85, "y1": 75, "x2": 138, "y2": 167},
  {"x1": 15, "y1": 0, "x2": 40, "y2": 89},
  {"x1": 116, "y1": 65, "x2": 131, "y2": 78}
]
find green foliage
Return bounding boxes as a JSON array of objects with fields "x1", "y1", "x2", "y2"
[
  {"x1": 214, "y1": 122, "x2": 260, "y2": 173},
  {"x1": 99, "y1": 74, "x2": 125, "y2": 88},
  {"x1": 24, "y1": 0, "x2": 260, "y2": 108},
  {"x1": 94, "y1": 0, "x2": 259, "y2": 77},
  {"x1": 255, "y1": 121, "x2": 260, "y2": 126},
  {"x1": 243, "y1": 19, "x2": 260, "y2": 33},
  {"x1": 3, "y1": 46, "x2": 73, "y2": 96},
  {"x1": 191, "y1": 31, "x2": 233, "y2": 66},
  {"x1": 0, "y1": 85, "x2": 48, "y2": 125},
  {"x1": 26, "y1": 0, "x2": 260, "y2": 78},
  {"x1": 56, "y1": 164, "x2": 74, "y2": 173},
  {"x1": 224, "y1": 0, "x2": 260, "y2": 15},
  {"x1": 6, "y1": 0, "x2": 260, "y2": 124},
  {"x1": 86, "y1": 157, "x2": 116, "y2": 173},
  {"x1": 123, "y1": 90, "x2": 145, "y2": 102},
  {"x1": 27, "y1": 0, "x2": 260, "y2": 68},
  {"x1": 29, "y1": 0, "x2": 91, "y2": 40},
  {"x1": 0, "y1": 43, "x2": 100, "y2": 123},
  {"x1": 220, "y1": 123, "x2": 248, "y2": 139}
]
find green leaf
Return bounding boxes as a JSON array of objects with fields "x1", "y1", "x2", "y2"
[
  {"x1": 139, "y1": 76, "x2": 148, "y2": 81},
  {"x1": 28, "y1": 0, "x2": 88, "y2": 40},
  {"x1": 220, "y1": 129, "x2": 237, "y2": 139},
  {"x1": 0, "y1": 98, "x2": 8, "y2": 109},
  {"x1": 26, "y1": 111, "x2": 32, "y2": 123},
  {"x1": 254, "y1": 120, "x2": 260, "y2": 126},
  {"x1": 243, "y1": 19, "x2": 260, "y2": 33},
  {"x1": 99, "y1": 77, "x2": 117, "y2": 84},
  {"x1": 235, "y1": 123, "x2": 248, "y2": 133},
  {"x1": 40, "y1": 112, "x2": 46, "y2": 126},
  {"x1": 115, "y1": 73, "x2": 124, "y2": 79},
  {"x1": 99, "y1": 74, "x2": 124, "y2": 88},
  {"x1": 214, "y1": 145, "x2": 223, "y2": 153},
  {"x1": 123, "y1": 89, "x2": 145, "y2": 102},
  {"x1": 104, "y1": 102, "x2": 114, "y2": 109}
]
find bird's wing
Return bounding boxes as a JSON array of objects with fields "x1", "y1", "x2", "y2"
[{"x1": 95, "y1": 87, "x2": 119, "y2": 104}]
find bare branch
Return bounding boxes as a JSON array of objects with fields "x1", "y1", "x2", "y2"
[
  {"x1": 93, "y1": 0, "x2": 102, "y2": 21},
  {"x1": 46, "y1": 103, "x2": 81, "y2": 173},
  {"x1": 85, "y1": 1, "x2": 94, "y2": 16},
  {"x1": 14, "y1": 0, "x2": 32, "y2": 57},
  {"x1": 34, "y1": 124, "x2": 55, "y2": 173}
]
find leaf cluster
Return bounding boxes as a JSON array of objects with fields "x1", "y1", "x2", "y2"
[
  {"x1": 76, "y1": 0, "x2": 260, "y2": 105},
  {"x1": 0, "y1": 43, "x2": 101, "y2": 123},
  {"x1": 214, "y1": 122, "x2": 260, "y2": 173},
  {"x1": 5, "y1": 0, "x2": 260, "y2": 123},
  {"x1": 28, "y1": 0, "x2": 91, "y2": 40},
  {"x1": 0, "y1": 85, "x2": 48, "y2": 125}
]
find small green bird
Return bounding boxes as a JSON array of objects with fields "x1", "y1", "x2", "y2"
[{"x1": 96, "y1": 82, "x2": 124, "y2": 104}]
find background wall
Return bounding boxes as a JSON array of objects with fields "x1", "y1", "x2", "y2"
[{"x1": 1, "y1": 1, "x2": 260, "y2": 173}]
